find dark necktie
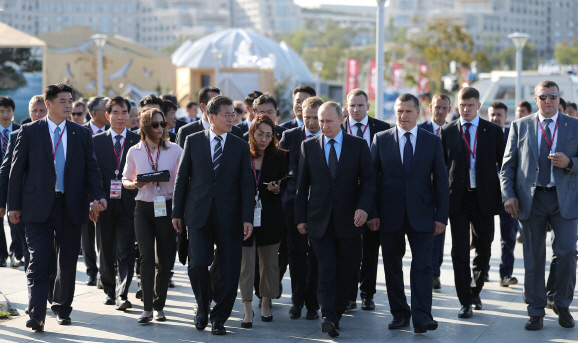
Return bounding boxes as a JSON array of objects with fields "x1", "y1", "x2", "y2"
[
  {"x1": 213, "y1": 135, "x2": 223, "y2": 174},
  {"x1": 355, "y1": 123, "x2": 364, "y2": 138},
  {"x1": 1, "y1": 129, "x2": 8, "y2": 159},
  {"x1": 98, "y1": 129, "x2": 103, "y2": 134},
  {"x1": 328, "y1": 139, "x2": 338, "y2": 180},
  {"x1": 307, "y1": 134, "x2": 314, "y2": 139},
  {"x1": 403, "y1": 132, "x2": 413, "y2": 173},
  {"x1": 538, "y1": 119, "x2": 553, "y2": 186},
  {"x1": 114, "y1": 135, "x2": 122, "y2": 157},
  {"x1": 463, "y1": 123, "x2": 472, "y2": 186}
]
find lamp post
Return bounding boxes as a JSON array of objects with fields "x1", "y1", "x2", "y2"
[
  {"x1": 91, "y1": 34, "x2": 107, "y2": 96},
  {"x1": 313, "y1": 62, "x2": 324, "y2": 96},
  {"x1": 375, "y1": 0, "x2": 387, "y2": 121},
  {"x1": 508, "y1": 32, "x2": 530, "y2": 106},
  {"x1": 211, "y1": 49, "x2": 223, "y2": 89}
]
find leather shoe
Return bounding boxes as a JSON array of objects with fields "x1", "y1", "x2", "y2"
[
  {"x1": 306, "y1": 309, "x2": 319, "y2": 320},
  {"x1": 153, "y1": 310, "x2": 166, "y2": 321},
  {"x1": 0, "y1": 259, "x2": 6, "y2": 267},
  {"x1": 115, "y1": 297, "x2": 132, "y2": 311},
  {"x1": 261, "y1": 314, "x2": 273, "y2": 322},
  {"x1": 361, "y1": 297, "x2": 375, "y2": 311},
  {"x1": 525, "y1": 316, "x2": 543, "y2": 330},
  {"x1": 553, "y1": 304, "x2": 575, "y2": 328},
  {"x1": 26, "y1": 318, "x2": 44, "y2": 331},
  {"x1": 328, "y1": 327, "x2": 340, "y2": 337},
  {"x1": 56, "y1": 315, "x2": 71, "y2": 325},
  {"x1": 414, "y1": 319, "x2": 438, "y2": 333},
  {"x1": 168, "y1": 278, "x2": 175, "y2": 288},
  {"x1": 432, "y1": 276, "x2": 441, "y2": 290},
  {"x1": 472, "y1": 295, "x2": 482, "y2": 310},
  {"x1": 211, "y1": 322, "x2": 226, "y2": 335},
  {"x1": 135, "y1": 287, "x2": 143, "y2": 300},
  {"x1": 241, "y1": 311, "x2": 254, "y2": 328},
  {"x1": 137, "y1": 313, "x2": 153, "y2": 324},
  {"x1": 321, "y1": 318, "x2": 337, "y2": 332},
  {"x1": 289, "y1": 304, "x2": 302, "y2": 319},
  {"x1": 103, "y1": 295, "x2": 115, "y2": 305},
  {"x1": 500, "y1": 276, "x2": 518, "y2": 287},
  {"x1": 10, "y1": 257, "x2": 20, "y2": 268},
  {"x1": 458, "y1": 305, "x2": 473, "y2": 318},
  {"x1": 195, "y1": 312, "x2": 208, "y2": 330},
  {"x1": 85, "y1": 275, "x2": 96, "y2": 286},
  {"x1": 388, "y1": 317, "x2": 410, "y2": 329}
]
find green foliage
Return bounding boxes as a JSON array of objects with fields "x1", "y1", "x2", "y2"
[
  {"x1": 274, "y1": 75, "x2": 293, "y2": 120},
  {"x1": 479, "y1": 35, "x2": 539, "y2": 71},
  {"x1": 554, "y1": 39, "x2": 578, "y2": 65}
]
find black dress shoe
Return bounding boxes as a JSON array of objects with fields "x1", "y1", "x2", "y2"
[
  {"x1": 56, "y1": 315, "x2": 71, "y2": 325},
  {"x1": 525, "y1": 316, "x2": 543, "y2": 330},
  {"x1": 546, "y1": 295, "x2": 555, "y2": 309},
  {"x1": 135, "y1": 287, "x2": 143, "y2": 300},
  {"x1": 115, "y1": 297, "x2": 132, "y2": 311},
  {"x1": 306, "y1": 309, "x2": 319, "y2": 320},
  {"x1": 328, "y1": 327, "x2": 340, "y2": 337},
  {"x1": 211, "y1": 322, "x2": 226, "y2": 335},
  {"x1": 153, "y1": 311, "x2": 166, "y2": 321},
  {"x1": 85, "y1": 275, "x2": 96, "y2": 286},
  {"x1": 138, "y1": 313, "x2": 153, "y2": 324},
  {"x1": 261, "y1": 314, "x2": 273, "y2": 322},
  {"x1": 500, "y1": 276, "x2": 518, "y2": 287},
  {"x1": 414, "y1": 319, "x2": 438, "y2": 333},
  {"x1": 195, "y1": 312, "x2": 208, "y2": 330},
  {"x1": 553, "y1": 304, "x2": 575, "y2": 328},
  {"x1": 168, "y1": 278, "x2": 175, "y2": 288},
  {"x1": 321, "y1": 318, "x2": 337, "y2": 332},
  {"x1": 433, "y1": 276, "x2": 441, "y2": 290},
  {"x1": 458, "y1": 305, "x2": 473, "y2": 318},
  {"x1": 26, "y1": 318, "x2": 44, "y2": 331},
  {"x1": 472, "y1": 296, "x2": 482, "y2": 310},
  {"x1": 289, "y1": 304, "x2": 302, "y2": 319},
  {"x1": 0, "y1": 259, "x2": 6, "y2": 267},
  {"x1": 241, "y1": 311, "x2": 254, "y2": 328},
  {"x1": 388, "y1": 317, "x2": 410, "y2": 329},
  {"x1": 103, "y1": 295, "x2": 115, "y2": 305},
  {"x1": 361, "y1": 297, "x2": 375, "y2": 311}
]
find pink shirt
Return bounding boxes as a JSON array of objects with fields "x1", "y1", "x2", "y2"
[{"x1": 122, "y1": 140, "x2": 183, "y2": 202}]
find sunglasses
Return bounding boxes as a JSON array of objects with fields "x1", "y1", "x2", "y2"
[
  {"x1": 150, "y1": 121, "x2": 167, "y2": 129},
  {"x1": 71, "y1": 112, "x2": 84, "y2": 116},
  {"x1": 537, "y1": 94, "x2": 559, "y2": 101}
]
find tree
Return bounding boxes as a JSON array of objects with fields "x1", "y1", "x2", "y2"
[{"x1": 554, "y1": 40, "x2": 578, "y2": 65}]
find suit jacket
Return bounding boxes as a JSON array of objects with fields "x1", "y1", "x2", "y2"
[
  {"x1": 21, "y1": 118, "x2": 32, "y2": 125},
  {"x1": 243, "y1": 125, "x2": 286, "y2": 142},
  {"x1": 295, "y1": 134, "x2": 376, "y2": 239},
  {"x1": 370, "y1": 127, "x2": 449, "y2": 232},
  {"x1": 341, "y1": 116, "x2": 391, "y2": 144},
  {"x1": 236, "y1": 120, "x2": 249, "y2": 135},
  {"x1": 279, "y1": 118, "x2": 299, "y2": 130},
  {"x1": 176, "y1": 120, "x2": 243, "y2": 148},
  {"x1": 503, "y1": 126, "x2": 510, "y2": 142},
  {"x1": 8, "y1": 118, "x2": 106, "y2": 225},
  {"x1": 82, "y1": 122, "x2": 110, "y2": 135},
  {"x1": 501, "y1": 113, "x2": 578, "y2": 220},
  {"x1": 278, "y1": 126, "x2": 307, "y2": 223},
  {"x1": 93, "y1": 130, "x2": 140, "y2": 219},
  {"x1": 0, "y1": 130, "x2": 20, "y2": 207},
  {"x1": 175, "y1": 119, "x2": 186, "y2": 134},
  {"x1": 440, "y1": 117, "x2": 505, "y2": 216}
]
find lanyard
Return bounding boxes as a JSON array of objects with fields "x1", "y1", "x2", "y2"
[
  {"x1": 144, "y1": 141, "x2": 161, "y2": 190},
  {"x1": 461, "y1": 124, "x2": 478, "y2": 158},
  {"x1": 348, "y1": 119, "x2": 369, "y2": 136},
  {"x1": 113, "y1": 136, "x2": 126, "y2": 178},
  {"x1": 51, "y1": 122, "x2": 67, "y2": 160},
  {"x1": 538, "y1": 117, "x2": 559, "y2": 153},
  {"x1": 251, "y1": 157, "x2": 263, "y2": 200}
]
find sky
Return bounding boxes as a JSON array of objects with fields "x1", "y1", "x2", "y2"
[{"x1": 294, "y1": 0, "x2": 378, "y2": 8}]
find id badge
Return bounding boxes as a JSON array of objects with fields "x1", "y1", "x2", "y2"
[
  {"x1": 110, "y1": 180, "x2": 122, "y2": 199},
  {"x1": 153, "y1": 195, "x2": 167, "y2": 217},
  {"x1": 253, "y1": 199, "x2": 262, "y2": 227},
  {"x1": 469, "y1": 169, "x2": 476, "y2": 188}
]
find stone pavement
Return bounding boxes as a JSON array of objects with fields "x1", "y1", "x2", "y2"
[{"x1": 0, "y1": 217, "x2": 577, "y2": 343}]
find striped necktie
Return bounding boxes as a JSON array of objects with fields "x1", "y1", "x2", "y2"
[
  {"x1": 1, "y1": 129, "x2": 8, "y2": 160},
  {"x1": 213, "y1": 135, "x2": 223, "y2": 174}
]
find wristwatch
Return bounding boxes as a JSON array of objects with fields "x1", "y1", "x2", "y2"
[{"x1": 567, "y1": 159, "x2": 574, "y2": 170}]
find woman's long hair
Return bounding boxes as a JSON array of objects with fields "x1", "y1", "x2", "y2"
[
  {"x1": 140, "y1": 108, "x2": 169, "y2": 150},
  {"x1": 248, "y1": 114, "x2": 285, "y2": 159}
]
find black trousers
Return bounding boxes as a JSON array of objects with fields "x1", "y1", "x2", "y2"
[
  {"x1": 96, "y1": 199, "x2": 135, "y2": 299},
  {"x1": 449, "y1": 190, "x2": 495, "y2": 306},
  {"x1": 81, "y1": 219, "x2": 98, "y2": 278},
  {"x1": 310, "y1": 217, "x2": 360, "y2": 326},
  {"x1": 9, "y1": 219, "x2": 23, "y2": 259},
  {"x1": 0, "y1": 216, "x2": 8, "y2": 260},
  {"x1": 287, "y1": 216, "x2": 319, "y2": 310},
  {"x1": 187, "y1": 200, "x2": 243, "y2": 324},
  {"x1": 359, "y1": 227, "x2": 380, "y2": 299},
  {"x1": 12, "y1": 219, "x2": 29, "y2": 269},
  {"x1": 25, "y1": 196, "x2": 81, "y2": 321},
  {"x1": 134, "y1": 200, "x2": 173, "y2": 311}
]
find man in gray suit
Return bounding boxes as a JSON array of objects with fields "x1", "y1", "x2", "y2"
[{"x1": 501, "y1": 80, "x2": 578, "y2": 330}]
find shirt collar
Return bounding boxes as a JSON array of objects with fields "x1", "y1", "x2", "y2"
[
  {"x1": 209, "y1": 129, "x2": 227, "y2": 142},
  {"x1": 202, "y1": 118, "x2": 210, "y2": 130},
  {"x1": 324, "y1": 130, "x2": 343, "y2": 146},
  {"x1": 349, "y1": 115, "x2": 369, "y2": 127},
  {"x1": 396, "y1": 124, "x2": 418, "y2": 139},
  {"x1": 0, "y1": 123, "x2": 13, "y2": 132},
  {"x1": 304, "y1": 127, "x2": 321, "y2": 137},
  {"x1": 460, "y1": 114, "x2": 480, "y2": 127},
  {"x1": 538, "y1": 111, "x2": 558, "y2": 124},
  {"x1": 47, "y1": 116, "x2": 66, "y2": 133},
  {"x1": 296, "y1": 118, "x2": 304, "y2": 127},
  {"x1": 430, "y1": 119, "x2": 445, "y2": 131},
  {"x1": 111, "y1": 127, "x2": 127, "y2": 138}
]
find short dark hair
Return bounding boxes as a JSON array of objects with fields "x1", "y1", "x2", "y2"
[
  {"x1": 489, "y1": 101, "x2": 508, "y2": 113},
  {"x1": 560, "y1": 97, "x2": 567, "y2": 112},
  {"x1": 458, "y1": 87, "x2": 480, "y2": 101},
  {"x1": 397, "y1": 93, "x2": 420, "y2": 110},
  {"x1": 198, "y1": 87, "x2": 221, "y2": 105},
  {"x1": 346, "y1": 89, "x2": 369, "y2": 103},
  {"x1": 72, "y1": 100, "x2": 86, "y2": 112},
  {"x1": 106, "y1": 96, "x2": 131, "y2": 114},
  {"x1": 0, "y1": 97, "x2": 15, "y2": 111},
  {"x1": 44, "y1": 83, "x2": 74, "y2": 102},
  {"x1": 253, "y1": 93, "x2": 278, "y2": 113},
  {"x1": 534, "y1": 80, "x2": 560, "y2": 95},
  {"x1": 244, "y1": 91, "x2": 263, "y2": 107},
  {"x1": 162, "y1": 99, "x2": 177, "y2": 114},
  {"x1": 138, "y1": 94, "x2": 163, "y2": 111},
  {"x1": 302, "y1": 96, "x2": 324, "y2": 110},
  {"x1": 160, "y1": 94, "x2": 178, "y2": 106},
  {"x1": 517, "y1": 100, "x2": 532, "y2": 113},
  {"x1": 186, "y1": 101, "x2": 198, "y2": 109},
  {"x1": 431, "y1": 93, "x2": 451, "y2": 106},
  {"x1": 87, "y1": 96, "x2": 107, "y2": 115},
  {"x1": 293, "y1": 85, "x2": 316, "y2": 98},
  {"x1": 206, "y1": 95, "x2": 233, "y2": 116},
  {"x1": 568, "y1": 102, "x2": 577, "y2": 111},
  {"x1": 234, "y1": 107, "x2": 244, "y2": 115}
]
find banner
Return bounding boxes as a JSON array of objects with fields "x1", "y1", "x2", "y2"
[
  {"x1": 417, "y1": 63, "x2": 429, "y2": 94},
  {"x1": 367, "y1": 59, "x2": 377, "y2": 100},
  {"x1": 345, "y1": 58, "x2": 360, "y2": 95},
  {"x1": 391, "y1": 62, "x2": 403, "y2": 89}
]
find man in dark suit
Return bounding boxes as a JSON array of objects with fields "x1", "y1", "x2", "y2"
[
  {"x1": 367, "y1": 93, "x2": 449, "y2": 333},
  {"x1": 172, "y1": 95, "x2": 254, "y2": 335},
  {"x1": 8, "y1": 83, "x2": 107, "y2": 331},
  {"x1": 279, "y1": 85, "x2": 316, "y2": 130},
  {"x1": 439, "y1": 87, "x2": 505, "y2": 318},
  {"x1": 279, "y1": 96, "x2": 323, "y2": 320},
  {"x1": 236, "y1": 91, "x2": 262, "y2": 134},
  {"x1": 296, "y1": 101, "x2": 375, "y2": 337},
  {"x1": 418, "y1": 93, "x2": 450, "y2": 290},
  {"x1": 243, "y1": 93, "x2": 286, "y2": 142},
  {"x1": 340, "y1": 88, "x2": 390, "y2": 311},
  {"x1": 92, "y1": 96, "x2": 140, "y2": 311}
]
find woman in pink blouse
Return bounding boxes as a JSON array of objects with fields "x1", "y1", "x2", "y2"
[{"x1": 122, "y1": 108, "x2": 183, "y2": 324}]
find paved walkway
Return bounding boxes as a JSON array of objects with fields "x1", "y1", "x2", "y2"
[{"x1": 0, "y1": 217, "x2": 577, "y2": 342}]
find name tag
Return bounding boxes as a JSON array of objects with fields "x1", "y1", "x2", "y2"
[
  {"x1": 469, "y1": 169, "x2": 476, "y2": 189},
  {"x1": 153, "y1": 195, "x2": 167, "y2": 217},
  {"x1": 110, "y1": 180, "x2": 122, "y2": 199},
  {"x1": 253, "y1": 199, "x2": 262, "y2": 227}
]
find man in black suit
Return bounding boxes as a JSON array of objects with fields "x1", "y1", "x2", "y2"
[
  {"x1": 418, "y1": 94, "x2": 450, "y2": 290},
  {"x1": 8, "y1": 83, "x2": 107, "y2": 331},
  {"x1": 340, "y1": 88, "x2": 390, "y2": 311},
  {"x1": 243, "y1": 93, "x2": 286, "y2": 142},
  {"x1": 172, "y1": 95, "x2": 254, "y2": 335},
  {"x1": 92, "y1": 96, "x2": 140, "y2": 311},
  {"x1": 439, "y1": 87, "x2": 505, "y2": 318},
  {"x1": 279, "y1": 96, "x2": 323, "y2": 320},
  {"x1": 367, "y1": 93, "x2": 449, "y2": 333},
  {"x1": 296, "y1": 101, "x2": 375, "y2": 337},
  {"x1": 236, "y1": 91, "x2": 262, "y2": 134},
  {"x1": 279, "y1": 85, "x2": 316, "y2": 130}
]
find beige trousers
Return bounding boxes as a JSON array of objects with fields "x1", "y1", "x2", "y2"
[{"x1": 239, "y1": 241, "x2": 280, "y2": 301}]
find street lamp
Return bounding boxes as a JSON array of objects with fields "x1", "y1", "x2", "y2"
[
  {"x1": 313, "y1": 62, "x2": 324, "y2": 96},
  {"x1": 211, "y1": 49, "x2": 223, "y2": 89},
  {"x1": 375, "y1": 0, "x2": 387, "y2": 121},
  {"x1": 508, "y1": 32, "x2": 530, "y2": 106},
  {"x1": 92, "y1": 34, "x2": 108, "y2": 96}
]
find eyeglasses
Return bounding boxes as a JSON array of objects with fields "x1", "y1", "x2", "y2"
[
  {"x1": 538, "y1": 94, "x2": 559, "y2": 101},
  {"x1": 71, "y1": 112, "x2": 84, "y2": 116},
  {"x1": 149, "y1": 121, "x2": 167, "y2": 129},
  {"x1": 255, "y1": 133, "x2": 273, "y2": 141},
  {"x1": 219, "y1": 114, "x2": 237, "y2": 120}
]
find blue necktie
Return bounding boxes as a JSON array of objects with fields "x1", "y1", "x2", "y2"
[
  {"x1": 403, "y1": 132, "x2": 413, "y2": 173},
  {"x1": 213, "y1": 135, "x2": 222, "y2": 174},
  {"x1": 54, "y1": 126, "x2": 65, "y2": 192}
]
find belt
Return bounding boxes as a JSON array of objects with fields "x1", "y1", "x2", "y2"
[
  {"x1": 55, "y1": 191, "x2": 64, "y2": 197},
  {"x1": 535, "y1": 186, "x2": 556, "y2": 192}
]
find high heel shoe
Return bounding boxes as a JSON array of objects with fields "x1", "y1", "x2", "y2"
[
  {"x1": 261, "y1": 314, "x2": 273, "y2": 322},
  {"x1": 241, "y1": 310, "x2": 254, "y2": 328}
]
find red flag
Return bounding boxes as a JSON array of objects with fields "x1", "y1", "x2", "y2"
[
  {"x1": 346, "y1": 58, "x2": 360, "y2": 95},
  {"x1": 367, "y1": 59, "x2": 377, "y2": 100},
  {"x1": 391, "y1": 62, "x2": 404, "y2": 89},
  {"x1": 417, "y1": 63, "x2": 429, "y2": 93}
]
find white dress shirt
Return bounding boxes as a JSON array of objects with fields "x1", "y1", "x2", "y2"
[
  {"x1": 397, "y1": 125, "x2": 418, "y2": 163},
  {"x1": 348, "y1": 115, "x2": 370, "y2": 146},
  {"x1": 89, "y1": 121, "x2": 106, "y2": 135},
  {"x1": 47, "y1": 116, "x2": 67, "y2": 158},
  {"x1": 431, "y1": 120, "x2": 444, "y2": 136},
  {"x1": 246, "y1": 120, "x2": 252, "y2": 131},
  {"x1": 296, "y1": 118, "x2": 304, "y2": 127},
  {"x1": 537, "y1": 112, "x2": 559, "y2": 187},
  {"x1": 459, "y1": 114, "x2": 480, "y2": 170},
  {"x1": 209, "y1": 130, "x2": 227, "y2": 160},
  {"x1": 202, "y1": 118, "x2": 211, "y2": 131},
  {"x1": 110, "y1": 128, "x2": 127, "y2": 166}
]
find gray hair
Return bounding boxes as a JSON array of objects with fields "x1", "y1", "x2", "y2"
[
  {"x1": 319, "y1": 101, "x2": 343, "y2": 118},
  {"x1": 87, "y1": 96, "x2": 107, "y2": 115}
]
